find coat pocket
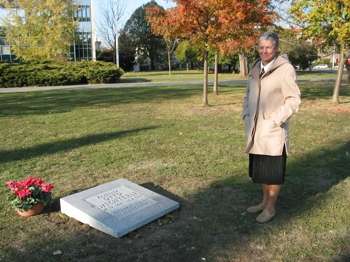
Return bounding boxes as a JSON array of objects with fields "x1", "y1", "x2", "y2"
[
  {"x1": 263, "y1": 111, "x2": 272, "y2": 120},
  {"x1": 260, "y1": 118, "x2": 279, "y2": 134},
  {"x1": 257, "y1": 119, "x2": 284, "y2": 155}
]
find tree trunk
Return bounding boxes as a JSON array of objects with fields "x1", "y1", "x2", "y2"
[
  {"x1": 167, "y1": 50, "x2": 172, "y2": 76},
  {"x1": 332, "y1": 46, "x2": 345, "y2": 103},
  {"x1": 203, "y1": 50, "x2": 209, "y2": 106},
  {"x1": 186, "y1": 63, "x2": 189, "y2": 72},
  {"x1": 149, "y1": 59, "x2": 154, "y2": 71},
  {"x1": 213, "y1": 51, "x2": 219, "y2": 95},
  {"x1": 239, "y1": 53, "x2": 248, "y2": 77}
]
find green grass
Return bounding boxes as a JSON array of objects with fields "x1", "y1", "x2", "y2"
[
  {"x1": 121, "y1": 70, "x2": 244, "y2": 83},
  {"x1": 121, "y1": 69, "x2": 340, "y2": 83},
  {"x1": 296, "y1": 70, "x2": 337, "y2": 80},
  {"x1": 0, "y1": 74, "x2": 349, "y2": 262}
]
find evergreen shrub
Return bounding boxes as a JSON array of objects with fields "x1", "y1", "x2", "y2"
[{"x1": 0, "y1": 60, "x2": 124, "y2": 87}]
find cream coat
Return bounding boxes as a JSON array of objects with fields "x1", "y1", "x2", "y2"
[{"x1": 242, "y1": 55, "x2": 301, "y2": 156}]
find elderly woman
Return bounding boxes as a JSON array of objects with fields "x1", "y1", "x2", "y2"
[{"x1": 242, "y1": 32, "x2": 301, "y2": 223}]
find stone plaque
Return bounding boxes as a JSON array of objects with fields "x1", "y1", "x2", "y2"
[
  {"x1": 60, "y1": 179, "x2": 179, "y2": 238},
  {"x1": 85, "y1": 186, "x2": 157, "y2": 218}
]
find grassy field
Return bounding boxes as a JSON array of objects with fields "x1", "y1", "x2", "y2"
[
  {"x1": 0, "y1": 73, "x2": 349, "y2": 262},
  {"x1": 121, "y1": 70, "x2": 244, "y2": 83},
  {"x1": 121, "y1": 70, "x2": 338, "y2": 83}
]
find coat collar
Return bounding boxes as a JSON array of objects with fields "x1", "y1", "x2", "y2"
[{"x1": 251, "y1": 55, "x2": 290, "y2": 80}]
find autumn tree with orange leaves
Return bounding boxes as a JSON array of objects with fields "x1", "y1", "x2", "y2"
[
  {"x1": 146, "y1": 6, "x2": 180, "y2": 75},
  {"x1": 163, "y1": 0, "x2": 274, "y2": 106},
  {"x1": 219, "y1": 36, "x2": 258, "y2": 77}
]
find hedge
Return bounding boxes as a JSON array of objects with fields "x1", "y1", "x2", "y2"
[{"x1": 0, "y1": 60, "x2": 124, "y2": 88}]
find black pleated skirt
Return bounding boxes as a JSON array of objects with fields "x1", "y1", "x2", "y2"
[{"x1": 249, "y1": 146, "x2": 287, "y2": 185}]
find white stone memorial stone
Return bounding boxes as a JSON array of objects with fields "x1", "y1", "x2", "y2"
[{"x1": 60, "y1": 179, "x2": 179, "y2": 238}]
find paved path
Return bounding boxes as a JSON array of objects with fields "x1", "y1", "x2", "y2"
[
  {"x1": 0, "y1": 79, "x2": 247, "y2": 93},
  {"x1": 0, "y1": 77, "x2": 336, "y2": 94}
]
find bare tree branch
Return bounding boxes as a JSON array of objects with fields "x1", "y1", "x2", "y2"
[
  {"x1": 271, "y1": 0, "x2": 304, "y2": 28},
  {"x1": 98, "y1": 0, "x2": 125, "y2": 50}
]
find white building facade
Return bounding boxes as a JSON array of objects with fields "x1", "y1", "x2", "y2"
[{"x1": 0, "y1": 0, "x2": 96, "y2": 62}]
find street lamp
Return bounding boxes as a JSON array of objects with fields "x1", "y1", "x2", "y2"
[
  {"x1": 91, "y1": 0, "x2": 97, "y2": 61},
  {"x1": 115, "y1": 33, "x2": 119, "y2": 67}
]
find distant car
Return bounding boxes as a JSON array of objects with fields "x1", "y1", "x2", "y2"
[{"x1": 312, "y1": 64, "x2": 329, "y2": 70}]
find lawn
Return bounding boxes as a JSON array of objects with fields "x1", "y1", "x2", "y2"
[
  {"x1": 121, "y1": 70, "x2": 245, "y2": 83},
  {"x1": 0, "y1": 74, "x2": 349, "y2": 262},
  {"x1": 121, "y1": 69, "x2": 339, "y2": 83}
]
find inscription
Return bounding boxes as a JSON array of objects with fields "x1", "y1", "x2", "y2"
[{"x1": 85, "y1": 186, "x2": 156, "y2": 218}]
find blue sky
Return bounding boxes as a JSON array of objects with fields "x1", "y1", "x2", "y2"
[
  {"x1": 122, "y1": 0, "x2": 174, "y2": 24},
  {"x1": 0, "y1": 1, "x2": 174, "y2": 29},
  {"x1": 93, "y1": 0, "x2": 175, "y2": 43},
  {"x1": 95, "y1": 0, "x2": 175, "y2": 30}
]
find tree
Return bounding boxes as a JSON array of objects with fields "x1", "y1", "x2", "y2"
[
  {"x1": 175, "y1": 40, "x2": 200, "y2": 70},
  {"x1": 219, "y1": 52, "x2": 239, "y2": 73},
  {"x1": 121, "y1": 1, "x2": 166, "y2": 70},
  {"x1": 96, "y1": 48, "x2": 114, "y2": 63},
  {"x1": 213, "y1": 51, "x2": 219, "y2": 95},
  {"x1": 172, "y1": 0, "x2": 273, "y2": 105},
  {"x1": 219, "y1": 35, "x2": 259, "y2": 81},
  {"x1": 118, "y1": 31, "x2": 136, "y2": 71},
  {"x1": 98, "y1": 0, "x2": 125, "y2": 65},
  {"x1": 288, "y1": 42, "x2": 318, "y2": 70},
  {"x1": 291, "y1": 0, "x2": 350, "y2": 103},
  {"x1": 2, "y1": 0, "x2": 76, "y2": 61},
  {"x1": 146, "y1": 6, "x2": 180, "y2": 75}
]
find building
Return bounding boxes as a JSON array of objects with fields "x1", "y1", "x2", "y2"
[
  {"x1": 0, "y1": 0, "x2": 96, "y2": 62},
  {"x1": 0, "y1": 26, "x2": 14, "y2": 62},
  {"x1": 70, "y1": 0, "x2": 96, "y2": 61}
]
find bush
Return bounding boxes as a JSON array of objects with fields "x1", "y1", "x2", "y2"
[
  {"x1": 0, "y1": 61, "x2": 124, "y2": 88},
  {"x1": 73, "y1": 61, "x2": 124, "y2": 84},
  {"x1": 287, "y1": 43, "x2": 318, "y2": 70}
]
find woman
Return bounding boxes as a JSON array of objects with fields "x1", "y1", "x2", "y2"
[{"x1": 242, "y1": 32, "x2": 301, "y2": 223}]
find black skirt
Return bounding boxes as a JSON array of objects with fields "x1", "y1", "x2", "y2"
[{"x1": 249, "y1": 146, "x2": 287, "y2": 185}]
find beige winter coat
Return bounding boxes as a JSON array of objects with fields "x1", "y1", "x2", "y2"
[{"x1": 242, "y1": 55, "x2": 301, "y2": 156}]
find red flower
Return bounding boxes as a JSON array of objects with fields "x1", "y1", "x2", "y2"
[
  {"x1": 23, "y1": 176, "x2": 44, "y2": 187},
  {"x1": 16, "y1": 188, "x2": 32, "y2": 198},
  {"x1": 5, "y1": 176, "x2": 54, "y2": 211},
  {"x1": 5, "y1": 180, "x2": 22, "y2": 193},
  {"x1": 5, "y1": 180, "x2": 14, "y2": 188},
  {"x1": 41, "y1": 183, "x2": 54, "y2": 193}
]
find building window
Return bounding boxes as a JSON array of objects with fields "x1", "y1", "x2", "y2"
[{"x1": 71, "y1": 3, "x2": 93, "y2": 61}]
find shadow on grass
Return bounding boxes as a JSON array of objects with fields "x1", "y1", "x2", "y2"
[
  {"x1": 298, "y1": 80, "x2": 350, "y2": 100},
  {"x1": 1, "y1": 140, "x2": 349, "y2": 261},
  {"x1": 125, "y1": 71, "x2": 204, "y2": 77},
  {"x1": 118, "y1": 78, "x2": 151, "y2": 83},
  {"x1": 0, "y1": 86, "x2": 204, "y2": 117},
  {"x1": 0, "y1": 126, "x2": 158, "y2": 164},
  {"x1": 2, "y1": 79, "x2": 348, "y2": 118}
]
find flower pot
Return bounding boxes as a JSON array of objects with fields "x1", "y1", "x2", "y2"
[{"x1": 16, "y1": 203, "x2": 44, "y2": 217}]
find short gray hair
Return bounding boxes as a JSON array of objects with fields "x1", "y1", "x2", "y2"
[{"x1": 259, "y1": 32, "x2": 279, "y2": 48}]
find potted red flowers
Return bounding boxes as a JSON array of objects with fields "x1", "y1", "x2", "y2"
[{"x1": 5, "y1": 176, "x2": 54, "y2": 217}]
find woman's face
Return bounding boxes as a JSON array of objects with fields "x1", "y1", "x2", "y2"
[{"x1": 258, "y1": 39, "x2": 277, "y2": 65}]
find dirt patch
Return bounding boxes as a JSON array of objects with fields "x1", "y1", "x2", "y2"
[
  {"x1": 302, "y1": 99, "x2": 350, "y2": 114},
  {"x1": 327, "y1": 106, "x2": 350, "y2": 113},
  {"x1": 153, "y1": 93, "x2": 243, "y2": 119}
]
